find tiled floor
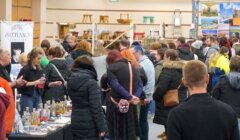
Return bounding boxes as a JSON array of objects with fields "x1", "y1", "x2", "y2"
[{"x1": 148, "y1": 119, "x2": 165, "y2": 140}]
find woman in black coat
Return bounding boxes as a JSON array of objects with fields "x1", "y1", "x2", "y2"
[
  {"x1": 212, "y1": 56, "x2": 240, "y2": 118},
  {"x1": 43, "y1": 46, "x2": 69, "y2": 103},
  {"x1": 68, "y1": 55, "x2": 107, "y2": 140},
  {"x1": 153, "y1": 49, "x2": 187, "y2": 134},
  {"x1": 106, "y1": 50, "x2": 143, "y2": 140}
]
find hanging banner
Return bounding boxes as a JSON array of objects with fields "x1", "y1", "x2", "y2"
[
  {"x1": 0, "y1": 21, "x2": 33, "y2": 79},
  {"x1": 233, "y1": 3, "x2": 240, "y2": 26}
]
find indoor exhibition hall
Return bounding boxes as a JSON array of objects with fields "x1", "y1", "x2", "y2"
[{"x1": 0, "y1": 0, "x2": 240, "y2": 140}]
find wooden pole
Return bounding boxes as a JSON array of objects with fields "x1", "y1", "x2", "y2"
[{"x1": 104, "y1": 24, "x2": 134, "y2": 49}]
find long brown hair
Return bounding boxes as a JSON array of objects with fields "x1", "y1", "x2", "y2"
[{"x1": 28, "y1": 47, "x2": 44, "y2": 65}]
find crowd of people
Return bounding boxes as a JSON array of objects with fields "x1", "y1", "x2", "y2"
[{"x1": 0, "y1": 32, "x2": 240, "y2": 140}]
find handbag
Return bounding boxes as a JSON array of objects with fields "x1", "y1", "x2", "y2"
[
  {"x1": 50, "y1": 63, "x2": 67, "y2": 89},
  {"x1": 163, "y1": 83, "x2": 181, "y2": 107},
  {"x1": 111, "y1": 62, "x2": 133, "y2": 113}
]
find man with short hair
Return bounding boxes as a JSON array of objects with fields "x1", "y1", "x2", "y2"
[
  {"x1": 176, "y1": 37, "x2": 194, "y2": 61},
  {"x1": 132, "y1": 43, "x2": 155, "y2": 140},
  {"x1": 175, "y1": 37, "x2": 186, "y2": 47},
  {"x1": 66, "y1": 36, "x2": 77, "y2": 53},
  {"x1": 167, "y1": 60, "x2": 239, "y2": 140},
  {"x1": 0, "y1": 48, "x2": 26, "y2": 87},
  {"x1": 0, "y1": 47, "x2": 26, "y2": 138},
  {"x1": 204, "y1": 36, "x2": 220, "y2": 66},
  {"x1": 203, "y1": 36, "x2": 220, "y2": 92}
]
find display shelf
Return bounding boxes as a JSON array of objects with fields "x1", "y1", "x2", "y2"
[
  {"x1": 134, "y1": 24, "x2": 161, "y2": 26},
  {"x1": 96, "y1": 23, "x2": 130, "y2": 25}
]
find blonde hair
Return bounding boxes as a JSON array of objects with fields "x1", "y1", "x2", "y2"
[{"x1": 18, "y1": 53, "x2": 28, "y2": 66}]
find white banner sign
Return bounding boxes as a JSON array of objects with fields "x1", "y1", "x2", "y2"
[
  {"x1": 1, "y1": 21, "x2": 33, "y2": 54},
  {"x1": 0, "y1": 21, "x2": 34, "y2": 79}
]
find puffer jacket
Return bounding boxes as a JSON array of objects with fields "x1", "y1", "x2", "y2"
[
  {"x1": 68, "y1": 67, "x2": 107, "y2": 140},
  {"x1": 153, "y1": 60, "x2": 188, "y2": 125}
]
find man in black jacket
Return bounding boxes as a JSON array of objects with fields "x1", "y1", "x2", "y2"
[
  {"x1": 176, "y1": 37, "x2": 194, "y2": 61},
  {"x1": 167, "y1": 60, "x2": 239, "y2": 140}
]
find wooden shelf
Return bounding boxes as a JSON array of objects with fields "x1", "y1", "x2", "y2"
[
  {"x1": 97, "y1": 23, "x2": 130, "y2": 25},
  {"x1": 46, "y1": 22, "x2": 163, "y2": 26},
  {"x1": 135, "y1": 24, "x2": 161, "y2": 26}
]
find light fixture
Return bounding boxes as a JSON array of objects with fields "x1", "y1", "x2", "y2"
[{"x1": 109, "y1": 0, "x2": 119, "y2": 2}]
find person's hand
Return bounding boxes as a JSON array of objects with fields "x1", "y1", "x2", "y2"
[
  {"x1": 130, "y1": 95, "x2": 140, "y2": 105},
  {"x1": 34, "y1": 78, "x2": 45, "y2": 85},
  {"x1": 99, "y1": 132, "x2": 105, "y2": 137},
  {"x1": 15, "y1": 76, "x2": 27, "y2": 87},
  {"x1": 144, "y1": 98, "x2": 151, "y2": 105},
  {"x1": 53, "y1": 81, "x2": 62, "y2": 86}
]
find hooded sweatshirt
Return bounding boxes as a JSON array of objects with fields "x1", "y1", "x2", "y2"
[
  {"x1": 177, "y1": 44, "x2": 194, "y2": 61},
  {"x1": 212, "y1": 72, "x2": 240, "y2": 117},
  {"x1": 0, "y1": 91, "x2": 10, "y2": 140},
  {"x1": 227, "y1": 72, "x2": 240, "y2": 90}
]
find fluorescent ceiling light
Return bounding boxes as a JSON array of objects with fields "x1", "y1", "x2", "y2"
[{"x1": 109, "y1": 0, "x2": 119, "y2": 2}]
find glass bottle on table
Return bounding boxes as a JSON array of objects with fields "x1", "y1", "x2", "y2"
[
  {"x1": 50, "y1": 100, "x2": 56, "y2": 117},
  {"x1": 24, "y1": 107, "x2": 31, "y2": 133}
]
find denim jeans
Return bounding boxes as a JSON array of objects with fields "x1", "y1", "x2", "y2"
[
  {"x1": 20, "y1": 89, "x2": 42, "y2": 115},
  {"x1": 140, "y1": 103, "x2": 150, "y2": 140},
  {"x1": 149, "y1": 100, "x2": 155, "y2": 114},
  {"x1": 238, "y1": 119, "x2": 240, "y2": 133}
]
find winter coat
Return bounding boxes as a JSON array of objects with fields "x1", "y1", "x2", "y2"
[
  {"x1": 194, "y1": 49, "x2": 205, "y2": 62},
  {"x1": 106, "y1": 59, "x2": 142, "y2": 140},
  {"x1": 68, "y1": 66, "x2": 107, "y2": 140},
  {"x1": 0, "y1": 93, "x2": 9, "y2": 140},
  {"x1": 0, "y1": 78, "x2": 14, "y2": 135},
  {"x1": 154, "y1": 60, "x2": 164, "y2": 83},
  {"x1": 212, "y1": 72, "x2": 240, "y2": 118},
  {"x1": 43, "y1": 59, "x2": 69, "y2": 103},
  {"x1": 167, "y1": 93, "x2": 239, "y2": 140},
  {"x1": 153, "y1": 60, "x2": 188, "y2": 125},
  {"x1": 177, "y1": 48, "x2": 194, "y2": 61}
]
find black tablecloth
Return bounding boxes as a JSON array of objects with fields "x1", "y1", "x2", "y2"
[{"x1": 9, "y1": 124, "x2": 72, "y2": 140}]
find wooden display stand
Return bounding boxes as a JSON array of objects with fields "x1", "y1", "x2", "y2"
[
  {"x1": 99, "y1": 16, "x2": 109, "y2": 24},
  {"x1": 82, "y1": 30, "x2": 92, "y2": 39},
  {"x1": 58, "y1": 23, "x2": 69, "y2": 39},
  {"x1": 82, "y1": 15, "x2": 92, "y2": 23},
  {"x1": 114, "y1": 31, "x2": 125, "y2": 38},
  {"x1": 101, "y1": 32, "x2": 110, "y2": 41},
  {"x1": 117, "y1": 13, "x2": 132, "y2": 24}
]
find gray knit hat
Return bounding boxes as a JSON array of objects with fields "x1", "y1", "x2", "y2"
[{"x1": 191, "y1": 40, "x2": 203, "y2": 49}]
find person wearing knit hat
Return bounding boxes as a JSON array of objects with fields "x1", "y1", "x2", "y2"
[
  {"x1": 191, "y1": 40, "x2": 203, "y2": 50},
  {"x1": 191, "y1": 40, "x2": 205, "y2": 62}
]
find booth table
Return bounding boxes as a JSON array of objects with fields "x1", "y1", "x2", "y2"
[{"x1": 9, "y1": 124, "x2": 72, "y2": 140}]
